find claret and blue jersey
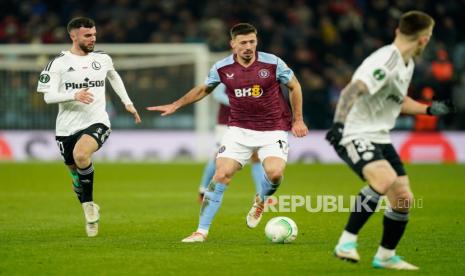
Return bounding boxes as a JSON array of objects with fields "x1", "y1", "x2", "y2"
[{"x1": 205, "y1": 51, "x2": 294, "y2": 131}]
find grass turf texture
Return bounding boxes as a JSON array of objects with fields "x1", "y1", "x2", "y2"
[{"x1": 1, "y1": 163, "x2": 464, "y2": 275}]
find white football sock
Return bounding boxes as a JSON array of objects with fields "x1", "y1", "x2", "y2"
[
  {"x1": 338, "y1": 230, "x2": 357, "y2": 245},
  {"x1": 375, "y1": 245, "x2": 395, "y2": 259}
]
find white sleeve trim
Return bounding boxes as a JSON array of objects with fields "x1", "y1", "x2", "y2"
[{"x1": 107, "y1": 70, "x2": 132, "y2": 105}]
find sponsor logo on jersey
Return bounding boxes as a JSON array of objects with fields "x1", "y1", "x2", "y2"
[
  {"x1": 386, "y1": 94, "x2": 403, "y2": 105},
  {"x1": 373, "y1": 68, "x2": 386, "y2": 81},
  {"x1": 226, "y1": 73, "x2": 234, "y2": 79},
  {"x1": 258, "y1": 69, "x2": 270, "y2": 78},
  {"x1": 39, "y1": 73, "x2": 50, "y2": 83},
  {"x1": 67, "y1": 67, "x2": 75, "y2": 72},
  {"x1": 234, "y1": 84, "x2": 263, "y2": 98},
  {"x1": 65, "y1": 77, "x2": 105, "y2": 90},
  {"x1": 92, "y1": 61, "x2": 101, "y2": 70}
]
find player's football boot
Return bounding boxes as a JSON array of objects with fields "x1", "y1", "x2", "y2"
[
  {"x1": 372, "y1": 255, "x2": 419, "y2": 270},
  {"x1": 181, "y1": 232, "x2": 207, "y2": 243},
  {"x1": 246, "y1": 194, "x2": 265, "y2": 228},
  {"x1": 82, "y1": 202, "x2": 100, "y2": 237},
  {"x1": 334, "y1": 242, "x2": 360, "y2": 263}
]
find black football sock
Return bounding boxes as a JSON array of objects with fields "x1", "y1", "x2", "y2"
[
  {"x1": 77, "y1": 163, "x2": 94, "y2": 203},
  {"x1": 345, "y1": 185, "x2": 381, "y2": 234},
  {"x1": 381, "y1": 207, "x2": 409, "y2": 250},
  {"x1": 70, "y1": 169, "x2": 84, "y2": 203}
]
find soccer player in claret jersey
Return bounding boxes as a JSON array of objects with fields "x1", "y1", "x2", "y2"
[
  {"x1": 148, "y1": 23, "x2": 308, "y2": 242},
  {"x1": 326, "y1": 11, "x2": 455, "y2": 270},
  {"x1": 37, "y1": 17, "x2": 141, "y2": 237}
]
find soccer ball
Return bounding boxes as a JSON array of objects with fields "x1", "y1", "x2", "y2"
[{"x1": 264, "y1": 216, "x2": 298, "y2": 243}]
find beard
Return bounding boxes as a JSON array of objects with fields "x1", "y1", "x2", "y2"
[{"x1": 79, "y1": 43, "x2": 94, "y2": 53}]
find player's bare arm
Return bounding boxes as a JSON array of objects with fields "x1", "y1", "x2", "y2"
[
  {"x1": 125, "y1": 104, "x2": 141, "y2": 124},
  {"x1": 286, "y1": 75, "x2": 308, "y2": 137},
  {"x1": 326, "y1": 80, "x2": 369, "y2": 146},
  {"x1": 333, "y1": 80, "x2": 369, "y2": 123},
  {"x1": 401, "y1": 96, "x2": 455, "y2": 116},
  {"x1": 147, "y1": 84, "x2": 217, "y2": 116}
]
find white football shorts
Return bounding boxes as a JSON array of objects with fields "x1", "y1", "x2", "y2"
[{"x1": 216, "y1": 126, "x2": 289, "y2": 166}]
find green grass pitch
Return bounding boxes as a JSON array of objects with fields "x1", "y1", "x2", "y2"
[{"x1": 1, "y1": 163, "x2": 464, "y2": 275}]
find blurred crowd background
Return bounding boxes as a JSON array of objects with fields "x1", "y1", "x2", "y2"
[{"x1": 1, "y1": 0, "x2": 465, "y2": 130}]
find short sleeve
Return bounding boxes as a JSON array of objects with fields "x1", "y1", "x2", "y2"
[
  {"x1": 204, "y1": 64, "x2": 221, "y2": 87},
  {"x1": 276, "y1": 57, "x2": 294, "y2": 84}
]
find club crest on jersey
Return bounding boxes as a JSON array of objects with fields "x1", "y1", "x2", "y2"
[
  {"x1": 258, "y1": 69, "x2": 270, "y2": 79},
  {"x1": 234, "y1": 84, "x2": 263, "y2": 98},
  {"x1": 373, "y1": 68, "x2": 386, "y2": 81},
  {"x1": 39, "y1": 73, "x2": 50, "y2": 83},
  {"x1": 92, "y1": 61, "x2": 101, "y2": 70}
]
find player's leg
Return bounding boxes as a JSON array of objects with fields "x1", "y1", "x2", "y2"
[
  {"x1": 249, "y1": 151, "x2": 265, "y2": 194},
  {"x1": 182, "y1": 157, "x2": 242, "y2": 242},
  {"x1": 197, "y1": 158, "x2": 216, "y2": 202},
  {"x1": 246, "y1": 131, "x2": 288, "y2": 229},
  {"x1": 183, "y1": 127, "x2": 250, "y2": 242},
  {"x1": 372, "y1": 145, "x2": 418, "y2": 270},
  {"x1": 197, "y1": 124, "x2": 228, "y2": 202},
  {"x1": 73, "y1": 123, "x2": 110, "y2": 237},
  {"x1": 334, "y1": 140, "x2": 397, "y2": 262},
  {"x1": 56, "y1": 135, "x2": 83, "y2": 203}
]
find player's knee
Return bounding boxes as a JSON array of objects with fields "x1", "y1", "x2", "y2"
[
  {"x1": 369, "y1": 171, "x2": 397, "y2": 194},
  {"x1": 265, "y1": 169, "x2": 284, "y2": 184},
  {"x1": 392, "y1": 191, "x2": 414, "y2": 212},
  {"x1": 73, "y1": 149, "x2": 90, "y2": 167},
  {"x1": 213, "y1": 169, "x2": 232, "y2": 184}
]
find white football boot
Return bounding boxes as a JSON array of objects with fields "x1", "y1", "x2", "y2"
[
  {"x1": 334, "y1": 242, "x2": 360, "y2": 263},
  {"x1": 246, "y1": 194, "x2": 265, "y2": 228},
  {"x1": 372, "y1": 255, "x2": 419, "y2": 270},
  {"x1": 181, "y1": 232, "x2": 207, "y2": 243},
  {"x1": 82, "y1": 202, "x2": 100, "y2": 237}
]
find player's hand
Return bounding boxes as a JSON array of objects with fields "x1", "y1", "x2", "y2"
[
  {"x1": 292, "y1": 120, "x2": 309, "y2": 137},
  {"x1": 427, "y1": 100, "x2": 456, "y2": 116},
  {"x1": 74, "y1": 88, "x2": 93, "y2": 104},
  {"x1": 325, "y1": 122, "x2": 344, "y2": 146},
  {"x1": 146, "y1": 103, "x2": 178, "y2": 116},
  {"x1": 125, "y1": 104, "x2": 141, "y2": 124}
]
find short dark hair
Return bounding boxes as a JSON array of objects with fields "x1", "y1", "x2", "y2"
[
  {"x1": 230, "y1": 23, "x2": 257, "y2": 39},
  {"x1": 399, "y1": 11, "x2": 434, "y2": 36},
  {"x1": 67, "y1": 17, "x2": 95, "y2": 33}
]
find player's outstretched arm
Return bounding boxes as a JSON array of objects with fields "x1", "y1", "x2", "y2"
[
  {"x1": 125, "y1": 104, "x2": 141, "y2": 124},
  {"x1": 401, "y1": 96, "x2": 455, "y2": 116},
  {"x1": 286, "y1": 76, "x2": 309, "y2": 137},
  {"x1": 147, "y1": 84, "x2": 216, "y2": 116}
]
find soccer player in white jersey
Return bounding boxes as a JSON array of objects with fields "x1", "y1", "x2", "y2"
[
  {"x1": 37, "y1": 17, "x2": 141, "y2": 237},
  {"x1": 148, "y1": 23, "x2": 308, "y2": 242},
  {"x1": 326, "y1": 11, "x2": 455, "y2": 270}
]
